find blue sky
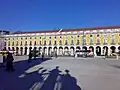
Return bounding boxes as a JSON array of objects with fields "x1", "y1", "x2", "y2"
[{"x1": 0, "y1": 0, "x2": 120, "y2": 32}]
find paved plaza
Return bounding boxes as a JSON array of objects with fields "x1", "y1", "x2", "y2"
[{"x1": 0, "y1": 56, "x2": 120, "y2": 90}]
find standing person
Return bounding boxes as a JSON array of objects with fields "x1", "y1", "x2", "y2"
[
  {"x1": 6, "y1": 52, "x2": 14, "y2": 71},
  {"x1": 42, "y1": 52, "x2": 44, "y2": 60},
  {"x1": 28, "y1": 51, "x2": 32, "y2": 63},
  {"x1": 2, "y1": 52, "x2": 6, "y2": 66}
]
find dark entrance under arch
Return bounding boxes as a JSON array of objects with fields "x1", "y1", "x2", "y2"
[
  {"x1": 89, "y1": 46, "x2": 94, "y2": 52},
  {"x1": 96, "y1": 46, "x2": 101, "y2": 56},
  {"x1": 82, "y1": 46, "x2": 87, "y2": 50},
  {"x1": 103, "y1": 46, "x2": 108, "y2": 56},
  {"x1": 110, "y1": 46, "x2": 116, "y2": 53},
  {"x1": 20, "y1": 47, "x2": 23, "y2": 55},
  {"x1": 29, "y1": 47, "x2": 32, "y2": 52},
  {"x1": 24, "y1": 47, "x2": 27, "y2": 55},
  {"x1": 16, "y1": 47, "x2": 19, "y2": 55}
]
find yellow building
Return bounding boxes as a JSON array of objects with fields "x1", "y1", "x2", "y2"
[{"x1": 3, "y1": 26, "x2": 120, "y2": 56}]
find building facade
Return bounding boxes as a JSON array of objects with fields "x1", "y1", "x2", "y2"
[{"x1": 3, "y1": 26, "x2": 120, "y2": 56}]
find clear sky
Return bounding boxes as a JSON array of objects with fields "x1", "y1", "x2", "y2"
[{"x1": 0, "y1": 0, "x2": 120, "y2": 32}]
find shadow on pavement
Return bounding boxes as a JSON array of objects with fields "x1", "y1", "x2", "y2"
[
  {"x1": 109, "y1": 65, "x2": 120, "y2": 69},
  {"x1": 0, "y1": 57, "x2": 81, "y2": 90}
]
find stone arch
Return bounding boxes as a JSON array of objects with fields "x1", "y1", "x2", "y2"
[
  {"x1": 24, "y1": 47, "x2": 28, "y2": 55},
  {"x1": 89, "y1": 46, "x2": 94, "y2": 52},
  {"x1": 64, "y1": 46, "x2": 69, "y2": 56},
  {"x1": 20, "y1": 47, "x2": 23, "y2": 55},
  {"x1": 70, "y1": 46, "x2": 75, "y2": 56},
  {"x1": 8, "y1": 47, "x2": 11, "y2": 51},
  {"x1": 82, "y1": 46, "x2": 87, "y2": 50},
  {"x1": 48, "y1": 47, "x2": 52, "y2": 56},
  {"x1": 103, "y1": 46, "x2": 108, "y2": 56},
  {"x1": 29, "y1": 47, "x2": 32, "y2": 52},
  {"x1": 110, "y1": 46, "x2": 116, "y2": 53},
  {"x1": 59, "y1": 47, "x2": 63, "y2": 56},
  {"x1": 43, "y1": 47, "x2": 47, "y2": 55},
  {"x1": 76, "y1": 46, "x2": 80, "y2": 51},
  {"x1": 96, "y1": 46, "x2": 101, "y2": 56},
  {"x1": 16, "y1": 47, "x2": 19, "y2": 55}
]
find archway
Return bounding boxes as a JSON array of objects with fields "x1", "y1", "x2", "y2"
[
  {"x1": 59, "y1": 47, "x2": 63, "y2": 56},
  {"x1": 29, "y1": 47, "x2": 32, "y2": 52},
  {"x1": 89, "y1": 46, "x2": 94, "y2": 52},
  {"x1": 64, "y1": 47, "x2": 69, "y2": 56},
  {"x1": 103, "y1": 46, "x2": 108, "y2": 56},
  {"x1": 24, "y1": 47, "x2": 27, "y2": 55},
  {"x1": 53, "y1": 47, "x2": 57, "y2": 56},
  {"x1": 43, "y1": 47, "x2": 47, "y2": 55},
  {"x1": 48, "y1": 47, "x2": 52, "y2": 56},
  {"x1": 39, "y1": 47, "x2": 42, "y2": 55},
  {"x1": 20, "y1": 47, "x2": 23, "y2": 55},
  {"x1": 70, "y1": 47, "x2": 75, "y2": 56},
  {"x1": 110, "y1": 46, "x2": 116, "y2": 53},
  {"x1": 82, "y1": 46, "x2": 87, "y2": 51},
  {"x1": 96, "y1": 46, "x2": 101, "y2": 56},
  {"x1": 76, "y1": 46, "x2": 80, "y2": 51}
]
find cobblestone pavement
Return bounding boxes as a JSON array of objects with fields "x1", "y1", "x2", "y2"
[{"x1": 0, "y1": 56, "x2": 120, "y2": 90}]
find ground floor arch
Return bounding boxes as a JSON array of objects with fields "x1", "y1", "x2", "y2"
[
  {"x1": 110, "y1": 46, "x2": 116, "y2": 53},
  {"x1": 89, "y1": 46, "x2": 94, "y2": 52},
  {"x1": 48, "y1": 47, "x2": 52, "y2": 56},
  {"x1": 59, "y1": 47, "x2": 63, "y2": 56},
  {"x1": 64, "y1": 46, "x2": 69, "y2": 56},
  {"x1": 43, "y1": 47, "x2": 47, "y2": 55},
  {"x1": 76, "y1": 46, "x2": 80, "y2": 51},
  {"x1": 96, "y1": 46, "x2": 101, "y2": 56},
  {"x1": 82, "y1": 46, "x2": 87, "y2": 50},
  {"x1": 103, "y1": 46, "x2": 108, "y2": 56},
  {"x1": 70, "y1": 46, "x2": 75, "y2": 56},
  {"x1": 24, "y1": 47, "x2": 28, "y2": 55},
  {"x1": 16, "y1": 47, "x2": 19, "y2": 55},
  {"x1": 20, "y1": 47, "x2": 23, "y2": 55}
]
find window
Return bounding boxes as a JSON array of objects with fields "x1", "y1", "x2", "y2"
[
  {"x1": 8, "y1": 41, "x2": 10, "y2": 46},
  {"x1": 77, "y1": 40, "x2": 79, "y2": 45},
  {"x1": 35, "y1": 37, "x2": 36, "y2": 39},
  {"x1": 25, "y1": 41, "x2": 27, "y2": 45},
  {"x1": 97, "y1": 34, "x2": 99, "y2": 37},
  {"x1": 39, "y1": 41, "x2": 41, "y2": 45},
  {"x1": 71, "y1": 40, "x2": 74, "y2": 45},
  {"x1": 21, "y1": 37, "x2": 23, "y2": 40},
  {"x1": 90, "y1": 38, "x2": 93, "y2": 45},
  {"x1": 54, "y1": 41, "x2": 57, "y2": 45},
  {"x1": 97, "y1": 39, "x2": 100, "y2": 45},
  {"x1": 111, "y1": 35, "x2": 114, "y2": 44},
  {"x1": 49, "y1": 41, "x2": 52, "y2": 45},
  {"x1": 30, "y1": 41, "x2": 32, "y2": 45},
  {"x1": 49, "y1": 37, "x2": 51, "y2": 39},
  {"x1": 65, "y1": 40, "x2": 68, "y2": 45},
  {"x1": 44, "y1": 41, "x2": 46, "y2": 45},
  {"x1": 60, "y1": 36, "x2": 62, "y2": 39},
  {"x1": 25, "y1": 37, "x2": 27, "y2": 39},
  {"x1": 55, "y1": 36, "x2": 56, "y2": 39},
  {"x1": 12, "y1": 42, "x2": 14, "y2": 46},
  {"x1": 30, "y1": 37, "x2": 32, "y2": 39},
  {"x1": 77, "y1": 35, "x2": 79, "y2": 38},
  {"x1": 20, "y1": 41, "x2": 22, "y2": 46},
  {"x1": 71, "y1": 36, "x2": 73, "y2": 38},
  {"x1": 40, "y1": 37, "x2": 41, "y2": 39},
  {"x1": 16, "y1": 41, "x2": 18, "y2": 46},
  {"x1": 90, "y1": 35, "x2": 92, "y2": 37},
  {"x1": 34, "y1": 41, "x2": 36, "y2": 45},
  {"x1": 59, "y1": 40, "x2": 62, "y2": 45}
]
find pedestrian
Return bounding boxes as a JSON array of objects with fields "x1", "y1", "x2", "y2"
[
  {"x1": 6, "y1": 52, "x2": 14, "y2": 71},
  {"x1": 28, "y1": 51, "x2": 32, "y2": 63},
  {"x1": 2, "y1": 52, "x2": 6, "y2": 66},
  {"x1": 42, "y1": 52, "x2": 44, "y2": 60}
]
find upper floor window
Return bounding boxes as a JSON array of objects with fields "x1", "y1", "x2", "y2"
[
  {"x1": 77, "y1": 35, "x2": 79, "y2": 38},
  {"x1": 8, "y1": 41, "x2": 10, "y2": 46},
  {"x1": 65, "y1": 40, "x2": 68, "y2": 45},
  {"x1": 35, "y1": 37, "x2": 36, "y2": 39},
  {"x1": 30, "y1": 37, "x2": 32, "y2": 39},
  {"x1": 40, "y1": 37, "x2": 41, "y2": 39},
  {"x1": 55, "y1": 36, "x2": 56, "y2": 39},
  {"x1": 60, "y1": 36, "x2": 62, "y2": 39},
  {"x1": 30, "y1": 41, "x2": 32, "y2": 45},
  {"x1": 71, "y1": 40, "x2": 74, "y2": 45},
  {"x1": 21, "y1": 37, "x2": 23, "y2": 40},
  {"x1": 90, "y1": 35, "x2": 92, "y2": 37},
  {"x1": 49, "y1": 41, "x2": 52, "y2": 45},
  {"x1": 77, "y1": 40, "x2": 79, "y2": 45},
  {"x1": 71, "y1": 36, "x2": 73, "y2": 38},
  {"x1": 25, "y1": 41, "x2": 27, "y2": 45},
  {"x1": 59, "y1": 40, "x2": 62, "y2": 45},
  {"x1": 20, "y1": 41, "x2": 22, "y2": 46},
  {"x1": 49, "y1": 37, "x2": 51, "y2": 39},
  {"x1": 34, "y1": 41, "x2": 36, "y2": 45},
  {"x1": 39, "y1": 41, "x2": 41, "y2": 45},
  {"x1": 54, "y1": 41, "x2": 57, "y2": 45},
  {"x1": 44, "y1": 41, "x2": 46, "y2": 45},
  {"x1": 16, "y1": 41, "x2": 18, "y2": 46},
  {"x1": 25, "y1": 37, "x2": 27, "y2": 39},
  {"x1": 12, "y1": 42, "x2": 14, "y2": 46},
  {"x1": 97, "y1": 34, "x2": 99, "y2": 37}
]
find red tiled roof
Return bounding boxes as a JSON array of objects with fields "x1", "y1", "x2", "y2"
[{"x1": 12, "y1": 26, "x2": 120, "y2": 34}]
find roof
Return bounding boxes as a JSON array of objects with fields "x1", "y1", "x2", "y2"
[{"x1": 12, "y1": 26, "x2": 120, "y2": 34}]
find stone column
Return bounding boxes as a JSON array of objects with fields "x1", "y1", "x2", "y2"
[
  {"x1": 94, "y1": 46, "x2": 97, "y2": 56},
  {"x1": 108, "y1": 46, "x2": 111, "y2": 56},
  {"x1": 27, "y1": 47, "x2": 29, "y2": 55}
]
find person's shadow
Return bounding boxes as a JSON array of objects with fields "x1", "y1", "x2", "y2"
[
  {"x1": 60, "y1": 70, "x2": 81, "y2": 90},
  {"x1": 40, "y1": 66, "x2": 61, "y2": 90}
]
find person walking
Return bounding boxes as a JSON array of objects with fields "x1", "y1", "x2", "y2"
[
  {"x1": 2, "y1": 53, "x2": 6, "y2": 66},
  {"x1": 28, "y1": 51, "x2": 32, "y2": 63},
  {"x1": 6, "y1": 52, "x2": 14, "y2": 71}
]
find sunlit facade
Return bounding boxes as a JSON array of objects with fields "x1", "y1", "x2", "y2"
[{"x1": 4, "y1": 26, "x2": 120, "y2": 56}]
